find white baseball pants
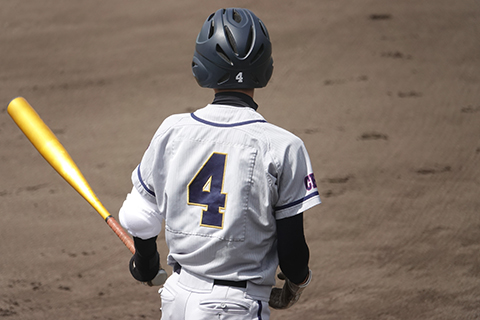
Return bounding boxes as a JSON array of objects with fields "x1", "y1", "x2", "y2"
[{"x1": 159, "y1": 269, "x2": 271, "y2": 320}]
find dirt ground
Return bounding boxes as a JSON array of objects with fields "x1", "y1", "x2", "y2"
[{"x1": 1, "y1": 0, "x2": 479, "y2": 319}]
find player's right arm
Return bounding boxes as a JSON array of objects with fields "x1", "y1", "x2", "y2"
[{"x1": 119, "y1": 187, "x2": 165, "y2": 284}]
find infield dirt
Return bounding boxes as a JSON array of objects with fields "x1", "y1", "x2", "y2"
[{"x1": 1, "y1": 1, "x2": 480, "y2": 319}]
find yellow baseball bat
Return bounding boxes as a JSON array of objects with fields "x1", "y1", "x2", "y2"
[{"x1": 7, "y1": 97, "x2": 135, "y2": 254}]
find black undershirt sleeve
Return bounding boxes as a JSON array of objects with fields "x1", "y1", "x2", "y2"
[
  {"x1": 276, "y1": 213, "x2": 310, "y2": 284},
  {"x1": 129, "y1": 236, "x2": 160, "y2": 282}
]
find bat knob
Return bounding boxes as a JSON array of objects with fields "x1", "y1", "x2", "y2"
[{"x1": 145, "y1": 268, "x2": 168, "y2": 287}]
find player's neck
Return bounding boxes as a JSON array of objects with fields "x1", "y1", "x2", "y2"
[{"x1": 214, "y1": 89, "x2": 254, "y2": 99}]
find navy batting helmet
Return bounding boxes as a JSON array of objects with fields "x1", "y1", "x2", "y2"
[{"x1": 192, "y1": 8, "x2": 274, "y2": 89}]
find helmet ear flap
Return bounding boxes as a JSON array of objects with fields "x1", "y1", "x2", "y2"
[
  {"x1": 192, "y1": 54, "x2": 231, "y2": 88},
  {"x1": 192, "y1": 56, "x2": 209, "y2": 86},
  {"x1": 264, "y1": 59, "x2": 274, "y2": 84}
]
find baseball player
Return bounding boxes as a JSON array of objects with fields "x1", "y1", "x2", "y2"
[{"x1": 119, "y1": 8, "x2": 321, "y2": 320}]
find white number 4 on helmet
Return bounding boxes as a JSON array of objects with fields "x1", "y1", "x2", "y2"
[{"x1": 236, "y1": 72, "x2": 244, "y2": 83}]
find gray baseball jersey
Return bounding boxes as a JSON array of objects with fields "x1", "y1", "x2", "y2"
[{"x1": 119, "y1": 103, "x2": 320, "y2": 286}]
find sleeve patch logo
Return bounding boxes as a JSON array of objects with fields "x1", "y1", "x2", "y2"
[{"x1": 304, "y1": 173, "x2": 317, "y2": 191}]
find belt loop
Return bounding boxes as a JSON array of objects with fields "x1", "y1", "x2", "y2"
[{"x1": 177, "y1": 268, "x2": 214, "y2": 292}]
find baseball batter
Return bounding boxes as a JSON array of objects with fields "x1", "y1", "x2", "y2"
[{"x1": 119, "y1": 8, "x2": 321, "y2": 319}]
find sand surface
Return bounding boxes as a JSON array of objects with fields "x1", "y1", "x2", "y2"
[{"x1": 1, "y1": 1, "x2": 480, "y2": 319}]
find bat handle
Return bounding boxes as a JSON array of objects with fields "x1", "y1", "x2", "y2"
[{"x1": 106, "y1": 216, "x2": 135, "y2": 254}]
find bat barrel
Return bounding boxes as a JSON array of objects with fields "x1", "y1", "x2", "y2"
[
  {"x1": 7, "y1": 97, "x2": 135, "y2": 253},
  {"x1": 7, "y1": 97, "x2": 110, "y2": 220}
]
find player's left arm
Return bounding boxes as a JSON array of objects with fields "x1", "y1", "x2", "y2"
[
  {"x1": 269, "y1": 137, "x2": 318, "y2": 309},
  {"x1": 276, "y1": 213, "x2": 310, "y2": 284},
  {"x1": 269, "y1": 213, "x2": 313, "y2": 309}
]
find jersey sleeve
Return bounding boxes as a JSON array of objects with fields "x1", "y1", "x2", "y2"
[
  {"x1": 119, "y1": 187, "x2": 163, "y2": 239},
  {"x1": 132, "y1": 143, "x2": 158, "y2": 203},
  {"x1": 131, "y1": 114, "x2": 186, "y2": 202},
  {"x1": 272, "y1": 138, "x2": 321, "y2": 220}
]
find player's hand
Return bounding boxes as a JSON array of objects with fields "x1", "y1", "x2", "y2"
[
  {"x1": 129, "y1": 252, "x2": 164, "y2": 285},
  {"x1": 269, "y1": 270, "x2": 312, "y2": 309}
]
